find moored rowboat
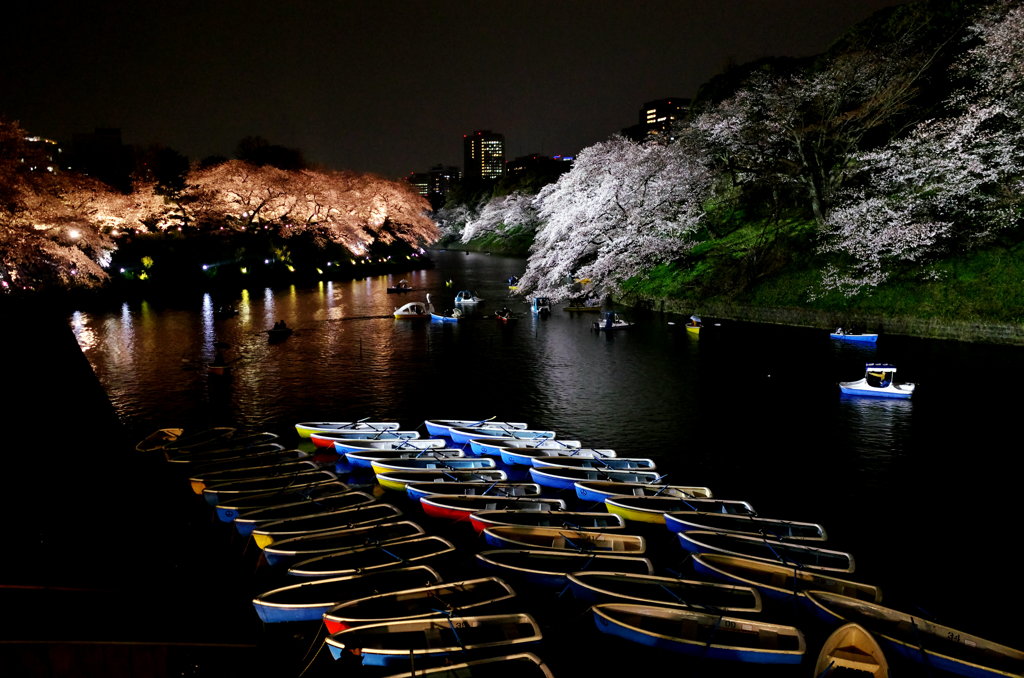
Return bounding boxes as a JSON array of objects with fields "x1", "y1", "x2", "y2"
[
  {"x1": 252, "y1": 502, "x2": 403, "y2": 549},
  {"x1": 574, "y1": 480, "x2": 713, "y2": 503},
  {"x1": 482, "y1": 525, "x2": 647, "y2": 554},
  {"x1": 814, "y1": 622, "x2": 889, "y2": 677},
  {"x1": 678, "y1": 530, "x2": 855, "y2": 573},
  {"x1": 295, "y1": 421, "x2": 401, "y2": 438},
  {"x1": 288, "y1": 535, "x2": 457, "y2": 578},
  {"x1": 476, "y1": 549, "x2": 653, "y2": 588},
  {"x1": 262, "y1": 520, "x2": 426, "y2": 567},
  {"x1": 405, "y1": 481, "x2": 542, "y2": 502},
  {"x1": 378, "y1": 652, "x2": 554, "y2": 678},
  {"x1": 605, "y1": 495, "x2": 755, "y2": 524},
  {"x1": 567, "y1": 571, "x2": 762, "y2": 614},
  {"x1": 375, "y1": 469, "x2": 508, "y2": 492},
  {"x1": 469, "y1": 510, "x2": 626, "y2": 534},
  {"x1": 663, "y1": 512, "x2": 827, "y2": 541},
  {"x1": 529, "y1": 466, "x2": 662, "y2": 491},
  {"x1": 232, "y1": 490, "x2": 377, "y2": 536},
  {"x1": 419, "y1": 495, "x2": 567, "y2": 522}
]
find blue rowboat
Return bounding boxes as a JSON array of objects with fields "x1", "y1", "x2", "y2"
[
  {"x1": 447, "y1": 426, "x2": 556, "y2": 446},
  {"x1": 529, "y1": 466, "x2": 661, "y2": 491},
  {"x1": 806, "y1": 591, "x2": 1024, "y2": 678},
  {"x1": 405, "y1": 481, "x2": 542, "y2": 502},
  {"x1": 202, "y1": 470, "x2": 339, "y2": 506},
  {"x1": 324, "y1": 613, "x2": 543, "y2": 668},
  {"x1": 498, "y1": 445, "x2": 614, "y2": 466},
  {"x1": 322, "y1": 577, "x2": 517, "y2": 633},
  {"x1": 343, "y1": 448, "x2": 464, "y2": 471},
  {"x1": 566, "y1": 571, "x2": 762, "y2": 614},
  {"x1": 467, "y1": 437, "x2": 581, "y2": 457},
  {"x1": 232, "y1": 490, "x2": 377, "y2": 536},
  {"x1": 830, "y1": 329, "x2": 878, "y2": 343},
  {"x1": 252, "y1": 503, "x2": 403, "y2": 549},
  {"x1": 530, "y1": 456, "x2": 656, "y2": 471},
  {"x1": 287, "y1": 535, "x2": 457, "y2": 578},
  {"x1": 476, "y1": 549, "x2": 653, "y2": 588},
  {"x1": 678, "y1": 530, "x2": 855, "y2": 573},
  {"x1": 423, "y1": 419, "x2": 528, "y2": 438},
  {"x1": 591, "y1": 603, "x2": 805, "y2": 664},
  {"x1": 213, "y1": 481, "x2": 351, "y2": 522},
  {"x1": 691, "y1": 553, "x2": 881, "y2": 607},
  {"x1": 263, "y1": 520, "x2": 426, "y2": 567},
  {"x1": 251, "y1": 565, "x2": 441, "y2": 623},
  {"x1": 188, "y1": 459, "x2": 321, "y2": 495},
  {"x1": 332, "y1": 438, "x2": 448, "y2": 454},
  {"x1": 574, "y1": 480, "x2": 713, "y2": 503},
  {"x1": 369, "y1": 457, "x2": 496, "y2": 474},
  {"x1": 663, "y1": 512, "x2": 827, "y2": 541}
]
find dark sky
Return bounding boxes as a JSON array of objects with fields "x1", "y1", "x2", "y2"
[{"x1": 3, "y1": 0, "x2": 907, "y2": 178}]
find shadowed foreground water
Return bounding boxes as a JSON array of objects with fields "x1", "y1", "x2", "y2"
[{"x1": 64, "y1": 250, "x2": 1024, "y2": 676}]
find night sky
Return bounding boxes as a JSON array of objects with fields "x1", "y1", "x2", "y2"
[{"x1": 3, "y1": 0, "x2": 907, "y2": 178}]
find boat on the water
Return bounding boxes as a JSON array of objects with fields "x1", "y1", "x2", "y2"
[
  {"x1": 454, "y1": 290, "x2": 484, "y2": 304},
  {"x1": 678, "y1": 530, "x2": 855, "y2": 573},
  {"x1": 330, "y1": 437, "x2": 447, "y2": 453},
  {"x1": 262, "y1": 520, "x2": 426, "y2": 567},
  {"x1": 574, "y1": 480, "x2": 713, "y2": 503},
  {"x1": 251, "y1": 502, "x2": 403, "y2": 549},
  {"x1": 369, "y1": 457, "x2": 496, "y2": 474},
  {"x1": 252, "y1": 565, "x2": 441, "y2": 623},
  {"x1": 839, "y1": 363, "x2": 915, "y2": 399},
  {"x1": 592, "y1": 311, "x2": 632, "y2": 331},
  {"x1": 294, "y1": 420, "x2": 401, "y2": 438},
  {"x1": 591, "y1": 603, "x2": 806, "y2": 664},
  {"x1": 324, "y1": 613, "x2": 543, "y2": 669},
  {"x1": 529, "y1": 466, "x2": 662, "y2": 491},
  {"x1": 806, "y1": 591, "x2": 1024, "y2": 678},
  {"x1": 691, "y1": 553, "x2": 881, "y2": 606},
  {"x1": 567, "y1": 571, "x2": 762, "y2": 614},
  {"x1": 202, "y1": 469, "x2": 339, "y2": 505},
  {"x1": 322, "y1": 576, "x2": 517, "y2": 633},
  {"x1": 213, "y1": 481, "x2": 351, "y2": 522},
  {"x1": 136, "y1": 426, "x2": 234, "y2": 453},
  {"x1": 467, "y1": 437, "x2": 582, "y2": 458},
  {"x1": 481, "y1": 525, "x2": 647, "y2": 554},
  {"x1": 288, "y1": 535, "x2": 457, "y2": 578},
  {"x1": 499, "y1": 445, "x2": 613, "y2": 466},
  {"x1": 830, "y1": 328, "x2": 879, "y2": 343},
  {"x1": 430, "y1": 307, "x2": 462, "y2": 323},
  {"x1": 419, "y1": 495, "x2": 567, "y2": 522},
  {"x1": 469, "y1": 509, "x2": 626, "y2": 534},
  {"x1": 378, "y1": 652, "x2": 554, "y2": 678},
  {"x1": 604, "y1": 495, "x2": 755, "y2": 524},
  {"x1": 663, "y1": 512, "x2": 827, "y2": 541},
  {"x1": 394, "y1": 295, "x2": 434, "y2": 319},
  {"x1": 343, "y1": 448, "x2": 466, "y2": 471},
  {"x1": 232, "y1": 490, "x2": 378, "y2": 536},
  {"x1": 530, "y1": 455, "x2": 656, "y2": 471},
  {"x1": 814, "y1": 622, "x2": 889, "y2": 678},
  {"x1": 423, "y1": 419, "x2": 528, "y2": 438},
  {"x1": 476, "y1": 549, "x2": 653, "y2": 588},
  {"x1": 310, "y1": 429, "x2": 420, "y2": 446},
  {"x1": 405, "y1": 481, "x2": 542, "y2": 502},
  {"x1": 531, "y1": 297, "x2": 551, "y2": 317},
  {"x1": 188, "y1": 459, "x2": 321, "y2": 495},
  {"x1": 374, "y1": 469, "x2": 509, "y2": 492},
  {"x1": 447, "y1": 426, "x2": 556, "y2": 446}
]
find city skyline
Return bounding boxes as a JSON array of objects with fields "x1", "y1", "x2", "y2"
[{"x1": 3, "y1": 0, "x2": 907, "y2": 178}]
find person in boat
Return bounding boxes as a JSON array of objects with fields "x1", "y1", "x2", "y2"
[
  {"x1": 273, "y1": 320, "x2": 289, "y2": 331},
  {"x1": 398, "y1": 279, "x2": 409, "y2": 289}
]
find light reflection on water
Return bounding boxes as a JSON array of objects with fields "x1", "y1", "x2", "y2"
[{"x1": 69, "y1": 250, "x2": 1024, "y2": 647}]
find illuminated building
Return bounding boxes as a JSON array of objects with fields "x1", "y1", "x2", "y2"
[
  {"x1": 21, "y1": 136, "x2": 62, "y2": 173},
  {"x1": 463, "y1": 130, "x2": 505, "y2": 181},
  {"x1": 622, "y1": 98, "x2": 690, "y2": 143}
]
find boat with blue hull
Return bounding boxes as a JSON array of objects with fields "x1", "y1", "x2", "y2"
[
  {"x1": 573, "y1": 480, "x2": 713, "y2": 503},
  {"x1": 287, "y1": 535, "x2": 457, "y2": 578},
  {"x1": 481, "y1": 525, "x2": 647, "y2": 554},
  {"x1": 830, "y1": 328, "x2": 879, "y2": 343},
  {"x1": 591, "y1": 603, "x2": 806, "y2": 664},
  {"x1": 476, "y1": 549, "x2": 653, "y2": 588},
  {"x1": 405, "y1": 481, "x2": 542, "y2": 502},
  {"x1": 530, "y1": 456, "x2": 656, "y2": 471},
  {"x1": 233, "y1": 490, "x2": 377, "y2": 536},
  {"x1": 213, "y1": 481, "x2": 352, "y2": 522},
  {"x1": 678, "y1": 530, "x2": 855, "y2": 573},
  {"x1": 604, "y1": 495, "x2": 754, "y2": 524},
  {"x1": 529, "y1": 466, "x2": 661, "y2": 491},
  {"x1": 252, "y1": 565, "x2": 442, "y2": 623},
  {"x1": 330, "y1": 438, "x2": 448, "y2": 453},
  {"x1": 467, "y1": 437, "x2": 582, "y2": 457},
  {"x1": 447, "y1": 426, "x2": 556, "y2": 446},
  {"x1": 567, "y1": 571, "x2": 762, "y2": 614},
  {"x1": 806, "y1": 591, "x2": 1024, "y2": 678},
  {"x1": 839, "y1": 363, "x2": 915, "y2": 399},
  {"x1": 469, "y1": 510, "x2": 626, "y2": 534},
  {"x1": 423, "y1": 419, "x2": 528, "y2": 438},
  {"x1": 369, "y1": 456, "x2": 496, "y2": 474},
  {"x1": 262, "y1": 520, "x2": 426, "y2": 567},
  {"x1": 342, "y1": 448, "x2": 465, "y2": 471},
  {"x1": 252, "y1": 503, "x2": 404, "y2": 549},
  {"x1": 663, "y1": 512, "x2": 827, "y2": 541}
]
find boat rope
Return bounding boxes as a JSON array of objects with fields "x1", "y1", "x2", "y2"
[{"x1": 297, "y1": 623, "x2": 328, "y2": 676}]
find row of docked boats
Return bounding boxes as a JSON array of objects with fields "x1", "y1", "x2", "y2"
[{"x1": 137, "y1": 418, "x2": 1023, "y2": 677}]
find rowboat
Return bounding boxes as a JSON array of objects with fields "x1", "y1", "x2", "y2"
[
  {"x1": 164, "y1": 432, "x2": 281, "y2": 463},
  {"x1": 469, "y1": 510, "x2": 626, "y2": 534},
  {"x1": 262, "y1": 520, "x2": 426, "y2": 567},
  {"x1": 135, "y1": 426, "x2": 232, "y2": 453},
  {"x1": 497, "y1": 445, "x2": 616, "y2": 466},
  {"x1": 184, "y1": 445, "x2": 304, "y2": 474},
  {"x1": 251, "y1": 502, "x2": 403, "y2": 549},
  {"x1": 188, "y1": 459, "x2": 321, "y2": 495},
  {"x1": 830, "y1": 328, "x2": 879, "y2": 343},
  {"x1": 310, "y1": 430, "x2": 420, "y2": 447},
  {"x1": 135, "y1": 427, "x2": 186, "y2": 452},
  {"x1": 324, "y1": 613, "x2": 543, "y2": 668},
  {"x1": 232, "y1": 490, "x2": 377, "y2": 536},
  {"x1": 251, "y1": 565, "x2": 442, "y2": 623},
  {"x1": 691, "y1": 553, "x2": 882, "y2": 605},
  {"x1": 663, "y1": 512, "x2": 827, "y2": 541},
  {"x1": 806, "y1": 591, "x2": 1024, "y2": 678},
  {"x1": 591, "y1": 603, "x2": 805, "y2": 664},
  {"x1": 529, "y1": 466, "x2": 662, "y2": 491},
  {"x1": 165, "y1": 440, "x2": 289, "y2": 467},
  {"x1": 574, "y1": 480, "x2": 713, "y2": 503},
  {"x1": 369, "y1": 457, "x2": 497, "y2": 474},
  {"x1": 419, "y1": 495, "x2": 567, "y2": 522},
  {"x1": 567, "y1": 571, "x2": 762, "y2": 613},
  {"x1": 288, "y1": 535, "x2": 457, "y2": 578},
  {"x1": 530, "y1": 456, "x2": 656, "y2": 471},
  {"x1": 468, "y1": 437, "x2": 581, "y2": 457},
  {"x1": 330, "y1": 438, "x2": 447, "y2": 453},
  {"x1": 423, "y1": 419, "x2": 528, "y2": 438},
  {"x1": 476, "y1": 549, "x2": 653, "y2": 588},
  {"x1": 405, "y1": 481, "x2": 542, "y2": 502},
  {"x1": 202, "y1": 469, "x2": 339, "y2": 505},
  {"x1": 454, "y1": 290, "x2": 484, "y2": 304},
  {"x1": 295, "y1": 421, "x2": 400, "y2": 438},
  {"x1": 604, "y1": 495, "x2": 755, "y2": 524},
  {"x1": 379, "y1": 653, "x2": 554, "y2": 678},
  {"x1": 592, "y1": 311, "x2": 633, "y2": 331},
  {"x1": 839, "y1": 363, "x2": 915, "y2": 399},
  {"x1": 447, "y1": 426, "x2": 556, "y2": 446},
  {"x1": 430, "y1": 308, "x2": 462, "y2": 322},
  {"x1": 213, "y1": 481, "x2": 351, "y2": 522},
  {"x1": 343, "y1": 447, "x2": 466, "y2": 471},
  {"x1": 481, "y1": 525, "x2": 647, "y2": 554},
  {"x1": 678, "y1": 530, "x2": 855, "y2": 573},
  {"x1": 814, "y1": 622, "x2": 889, "y2": 677},
  {"x1": 322, "y1": 577, "x2": 517, "y2": 633},
  {"x1": 375, "y1": 469, "x2": 508, "y2": 492}
]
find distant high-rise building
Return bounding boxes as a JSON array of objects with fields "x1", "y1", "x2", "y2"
[
  {"x1": 463, "y1": 130, "x2": 505, "y2": 181},
  {"x1": 622, "y1": 98, "x2": 690, "y2": 143},
  {"x1": 405, "y1": 164, "x2": 461, "y2": 209},
  {"x1": 405, "y1": 171, "x2": 430, "y2": 197}
]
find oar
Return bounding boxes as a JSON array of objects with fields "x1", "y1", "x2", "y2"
[
  {"x1": 468, "y1": 416, "x2": 496, "y2": 427},
  {"x1": 341, "y1": 418, "x2": 371, "y2": 429}
]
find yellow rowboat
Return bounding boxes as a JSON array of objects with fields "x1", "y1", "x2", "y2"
[
  {"x1": 369, "y1": 457, "x2": 496, "y2": 475},
  {"x1": 375, "y1": 469, "x2": 508, "y2": 492},
  {"x1": 252, "y1": 503, "x2": 402, "y2": 550},
  {"x1": 604, "y1": 495, "x2": 755, "y2": 525},
  {"x1": 814, "y1": 622, "x2": 889, "y2": 677}
]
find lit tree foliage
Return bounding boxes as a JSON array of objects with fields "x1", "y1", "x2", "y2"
[
  {"x1": 819, "y1": 1, "x2": 1024, "y2": 296},
  {"x1": 517, "y1": 136, "x2": 714, "y2": 300},
  {"x1": 460, "y1": 192, "x2": 540, "y2": 242}
]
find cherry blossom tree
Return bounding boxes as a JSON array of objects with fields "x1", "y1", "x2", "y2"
[
  {"x1": 460, "y1": 192, "x2": 540, "y2": 242},
  {"x1": 517, "y1": 136, "x2": 714, "y2": 300},
  {"x1": 819, "y1": 1, "x2": 1024, "y2": 296}
]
